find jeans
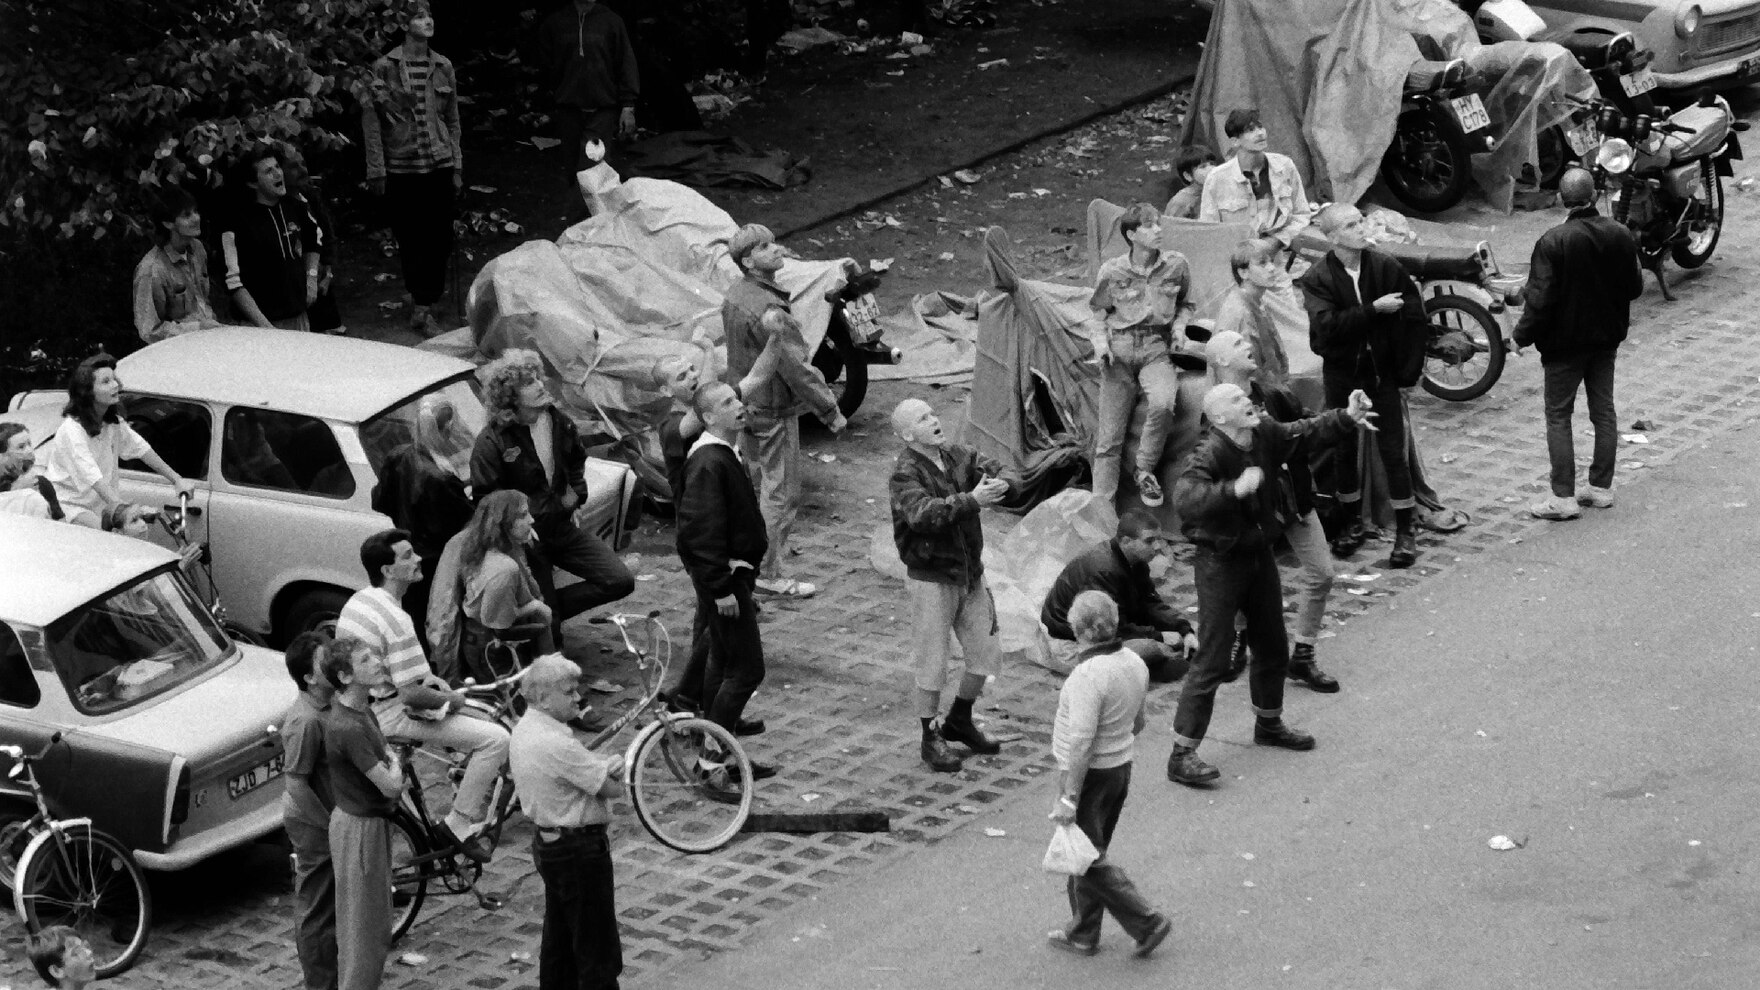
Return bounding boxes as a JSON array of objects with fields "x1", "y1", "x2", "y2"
[
  {"x1": 1174, "y1": 545, "x2": 1288, "y2": 748},
  {"x1": 1093, "y1": 330, "x2": 1180, "y2": 503},
  {"x1": 1064, "y1": 763, "x2": 1162, "y2": 946},
  {"x1": 1542, "y1": 348, "x2": 1617, "y2": 497},
  {"x1": 528, "y1": 510, "x2": 636, "y2": 642},
  {"x1": 375, "y1": 703, "x2": 510, "y2": 826},
  {"x1": 286, "y1": 816, "x2": 338, "y2": 990},
  {"x1": 1327, "y1": 379, "x2": 1413, "y2": 509},
  {"x1": 696, "y1": 574, "x2": 765, "y2": 735},
  {"x1": 385, "y1": 169, "x2": 456, "y2": 307},
  {"x1": 1283, "y1": 509, "x2": 1334, "y2": 644},
  {"x1": 532, "y1": 827, "x2": 622, "y2": 990},
  {"x1": 739, "y1": 414, "x2": 801, "y2": 579}
]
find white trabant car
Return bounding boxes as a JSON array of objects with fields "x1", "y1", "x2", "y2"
[
  {"x1": 0, "y1": 516, "x2": 294, "y2": 871},
  {"x1": 1520, "y1": 0, "x2": 1760, "y2": 90},
  {"x1": 4, "y1": 328, "x2": 639, "y2": 644}
]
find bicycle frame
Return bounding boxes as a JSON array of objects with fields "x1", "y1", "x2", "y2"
[{"x1": 582, "y1": 611, "x2": 676, "y2": 751}]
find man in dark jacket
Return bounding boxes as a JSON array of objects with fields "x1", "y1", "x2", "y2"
[
  {"x1": 1513, "y1": 168, "x2": 1643, "y2": 521},
  {"x1": 1040, "y1": 508, "x2": 1195, "y2": 683},
  {"x1": 1165, "y1": 383, "x2": 1373, "y2": 787},
  {"x1": 221, "y1": 146, "x2": 322, "y2": 332},
  {"x1": 471, "y1": 350, "x2": 634, "y2": 644},
  {"x1": 1297, "y1": 203, "x2": 1427, "y2": 567},
  {"x1": 538, "y1": 0, "x2": 639, "y2": 180},
  {"x1": 677, "y1": 382, "x2": 777, "y2": 783},
  {"x1": 889, "y1": 398, "x2": 1010, "y2": 773}
]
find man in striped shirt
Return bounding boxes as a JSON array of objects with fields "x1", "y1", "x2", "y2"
[{"x1": 337, "y1": 529, "x2": 509, "y2": 860}]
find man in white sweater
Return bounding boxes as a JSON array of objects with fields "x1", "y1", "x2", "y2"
[{"x1": 1046, "y1": 591, "x2": 1173, "y2": 959}]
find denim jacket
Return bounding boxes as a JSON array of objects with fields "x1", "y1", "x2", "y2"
[
  {"x1": 1198, "y1": 152, "x2": 1311, "y2": 245},
  {"x1": 362, "y1": 47, "x2": 463, "y2": 179}
]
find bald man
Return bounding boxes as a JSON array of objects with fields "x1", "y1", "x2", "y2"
[
  {"x1": 1165, "y1": 384, "x2": 1373, "y2": 786},
  {"x1": 889, "y1": 398, "x2": 1011, "y2": 773},
  {"x1": 1512, "y1": 168, "x2": 1642, "y2": 521}
]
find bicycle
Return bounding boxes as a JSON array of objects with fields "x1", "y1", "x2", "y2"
[
  {"x1": 588, "y1": 611, "x2": 755, "y2": 855},
  {"x1": 155, "y1": 492, "x2": 266, "y2": 647},
  {"x1": 0, "y1": 734, "x2": 151, "y2": 977},
  {"x1": 385, "y1": 667, "x2": 527, "y2": 942}
]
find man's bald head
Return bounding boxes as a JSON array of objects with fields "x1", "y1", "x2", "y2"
[
  {"x1": 1559, "y1": 167, "x2": 1596, "y2": 208},
  {"x1": 1202, "y1": 383, "x2": 1247, "y2": 422},
  {"x1": 891, "y1": 398, "x2": 933, "y2": 437}
]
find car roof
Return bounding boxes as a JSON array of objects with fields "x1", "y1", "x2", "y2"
[
  {"x1": 118, "y1": 326, "x2": 476, "y2": 423},
  {"x1": 0, "y1": 516, "x2": 178, "y2": 628}
]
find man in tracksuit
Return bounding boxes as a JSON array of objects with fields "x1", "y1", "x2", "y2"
[
  {"x1": 677, "y1": 382, "x2": 777, "y2": 784},
  {"x1": 1165, "y1": 384, "x2": 1374, "y2": 787}
]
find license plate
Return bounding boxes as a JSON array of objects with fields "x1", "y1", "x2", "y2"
[
  {"x1": 228, "y1": 753, "x2": 284, "y2": 800},
  {"x1": 1451, "y1": 93, "x2": 1491, "y2": 134},
  {"x1": 1565, "y1": 121, "x2": 1599, "y2": 156},
  {"x1": 1620, "y1": 68, "x2": 1658, "y2": 96},
  {"x1": 1742, "y1": 54, "x2": 1760, "y2": 78}
]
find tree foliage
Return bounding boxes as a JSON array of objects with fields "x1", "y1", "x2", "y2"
[{"x1": 0, "y1": 0, "x2": 410, "y2": 242}]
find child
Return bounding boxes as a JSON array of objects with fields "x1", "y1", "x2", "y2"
[
  {"x1": 27, "y1": 926, "x2": 96, "y2": 990},
  {"x1": 1164, "y1": 147, "x2": 1220, "y2": 220}
]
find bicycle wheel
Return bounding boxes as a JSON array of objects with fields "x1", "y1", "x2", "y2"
[
  {"x1": 629, "y1": 716, "x2": 753, "y2": 854},
  {"x1": 15, "y1": 827, "x2": 151, "y2": 977},
  {"x1": 389, "y1": 810, "x2": 430, "y2": 941}
]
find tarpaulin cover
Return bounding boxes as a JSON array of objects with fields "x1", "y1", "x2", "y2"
[
  {"x1": 1181, "y1": 0, "x2": 1591, "y2": 212},
  {"x1": 618, "y1": 131, "x2": 810, "y2": 189},
  {"x1": 455, "y1": 162, "x2": 850, "y2": 438}
]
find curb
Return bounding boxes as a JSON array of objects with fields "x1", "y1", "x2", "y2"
[{"x1": 775, "y1": 72, "x2": 1196, "y2": 240}]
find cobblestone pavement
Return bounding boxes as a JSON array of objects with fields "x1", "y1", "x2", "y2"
[{"x1": 17, "y1": 115, "x2": 1760, "y2": 990}]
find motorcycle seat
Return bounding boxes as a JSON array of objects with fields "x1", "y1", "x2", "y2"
[
  {"x1": 1663, "y1": 104, "x2": 1730, "y2": 162},
  {"x1": 1557, "y1": 31, "x2": 1626, "y2": 71},
  {"x1": 1379, "y1": 241, "x2": 1485, "y2": 283},
  {"x1": 1404, "y1": 58, "x2": 1467, "y2": 93}
]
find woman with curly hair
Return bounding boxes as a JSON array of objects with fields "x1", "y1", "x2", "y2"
[
  {"x1": 457, "y1": 490, "x2": 557, "y2": 681},
  {"x1": 469, "y1": 350, "x2": 633, "y2": 646},
  {"x1": 41, "y1": 354, "x2": 195, "y2": 528}
]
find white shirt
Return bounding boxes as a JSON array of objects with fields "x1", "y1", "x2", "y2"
[
  {"x1": 43, "y1": 416, "x2": 152, "y2": 528},
  {"x1": 688, "y1": 430, "x2": 741, "y2": 463},
  {"x1": 530, "y1": 411, "x2": 556, "y2": 483},
  {"x1": 1342, "y1": 262, "x2": 1362, "y2": 303},
  {"x1": 0, "y1": 489, "x2": 50, "y2": 519}
]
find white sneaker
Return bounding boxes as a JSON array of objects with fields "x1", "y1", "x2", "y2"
[
  {"x1": 1530, "y1": 494, "x2": 1582, "y2": 520},
  {"x1": 1577, "y1": 486, "x2": 1614, "y2": 509}
]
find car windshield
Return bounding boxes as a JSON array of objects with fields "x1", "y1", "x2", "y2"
[
  {"x1": 43, "y1": 568, "x2": 233, "y2": 715},
  {"x1": 358, "y1": 373, "x2": 486, "y2": 481}
]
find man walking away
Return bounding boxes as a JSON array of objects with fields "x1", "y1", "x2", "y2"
[
  {"x1": 889, "y1": 398, "x2": 1010, "y2": 774},
  {"x1": 510, "y1": 653, "x2": 627, "y2": 990},
  {"x1": 1514, "y1": 167, "x2": 1643, "y2": 521}
]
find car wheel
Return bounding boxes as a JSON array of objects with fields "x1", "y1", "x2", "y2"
[{"x1": 285, "y1": 589, "x2": 349, "y2": 642}]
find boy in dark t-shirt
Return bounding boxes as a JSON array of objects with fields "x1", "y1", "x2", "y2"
[{"x1": 282, "y1": 633, "x2": 338, "y2": 990}]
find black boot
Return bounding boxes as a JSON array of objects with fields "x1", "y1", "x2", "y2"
[
  {"x1": 1329, "y1": 510, "x2": 1367, "y2": 557},
  {"x1": 1220, "y1": 632, "x2": 1249, "y2": 683},
  {"x1": 1253, "y1": 717, "x2": 1316, "y2": 750},
  {"x1": 1389, "y1": 528, "x2": 1418, "y2": 569},
  {"x1": 941, "y1": 698, "x2": 1001, "y2": 755},
  {"x1": 921, "y1": 722, "x2": 964, "y2": 772},
  {"x1": 1286, "y1": 643, "x2": 1340, "y2": 693}
]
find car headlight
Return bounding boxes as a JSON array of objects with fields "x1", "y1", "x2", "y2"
[
  {"x1": 1596, "y1": 138, "x2": 1635, "y2": 175},
  {"x1": 1675, "y1": 3, "x2": 1702, "y2": 39}
]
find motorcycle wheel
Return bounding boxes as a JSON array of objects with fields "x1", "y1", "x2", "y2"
[
  {"x1": 1420, "y1": 292, "x2": 1505, "y2": 402},
  {"x1": 1381, "y1": 106, "x2": 1473, "y2": 215},
  {"x1": 1534, "y1": 125, "x2": 1572, "y2": 190},
  {"x1": 808, "y1": 334, "x2": 868, "y2": 420},
  {"x1": 1671, "y1": 163, "x2": 1723, "y2": 269}
]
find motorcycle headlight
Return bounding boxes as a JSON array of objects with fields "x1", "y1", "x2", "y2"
[
  {"x1": 1675, "y1": 3, "x2": 1702, "y2": 39},
  {"x1": 1596, "y1": 138, "x2": 1635, "y2": 175}
]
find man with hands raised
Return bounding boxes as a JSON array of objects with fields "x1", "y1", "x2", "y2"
[{"x1": 1164, "y1": 384, "x2": 1375, "y2": 786}]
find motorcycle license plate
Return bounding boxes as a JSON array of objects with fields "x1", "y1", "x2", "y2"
[
  {"x1": 1451, "y1": 94, "x2": 1491, "y2": 134},
  {"x1": 1620, "y1": 68, "x2": 1657, "y2": 97},
  {"x1": 1741, "y1": 54, "x2": 1760, "y2": 79},
  {"x1": 1565, "y1": 121, "x2": 1599, "y2": 156}
]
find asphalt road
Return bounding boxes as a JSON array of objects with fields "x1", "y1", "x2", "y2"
[{"x1": 670, "y1": 424, "x2": 1760, "y2": 989}]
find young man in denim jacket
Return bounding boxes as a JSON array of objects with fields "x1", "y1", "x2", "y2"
[{"x1": 1199, "y1": 108, "x2": 1312, "y2": 247}]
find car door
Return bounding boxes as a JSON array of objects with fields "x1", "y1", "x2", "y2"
[{"x1": 117, "y1": 393, "x2": 214, "y2": 555}]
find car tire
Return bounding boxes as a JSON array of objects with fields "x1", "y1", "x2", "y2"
[{"x1": 284, "y1": 589, "x2": 350, "y2": 643}]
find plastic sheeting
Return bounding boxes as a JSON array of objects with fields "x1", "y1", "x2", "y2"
[{"x1": 1181, "y1": 0, "x2": 1591, "y2": 212}]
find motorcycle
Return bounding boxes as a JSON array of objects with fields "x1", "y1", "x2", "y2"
[
  {"x1": 1583, "y1": 89, "x2": 1747, "y2": 297},
  {"x1": 1382, "y1": 55, "x2": 1499, "y2": 213},
  {"x1": 812, "y1": 259, "x2": 902, "y2": 422}
]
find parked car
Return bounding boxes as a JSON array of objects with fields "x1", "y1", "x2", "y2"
[
  {"x1": 0, "y1": 515, "x2": 294, "y2": 872},
  {"x1": 3, "y1": 328, "x2": 639, "y2": 644},
  {"x1": 1515, "y1": 0, "x2": 1760, "y2": 91}
]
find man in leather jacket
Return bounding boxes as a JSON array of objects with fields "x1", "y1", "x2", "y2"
[{"x1": 1039, "y1": 509, "x2": 1195, "y2": 683}]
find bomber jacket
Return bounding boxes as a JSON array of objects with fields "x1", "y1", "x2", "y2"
[
  {"x1": 1298, "y1": 248, "x2": 1426, "y2": 391},
  {"x1": 1173, "y1": 410, "x2": 1353, "y2": 554},
  {"x1": 1511, "y1": 205, "x2": 1643, "y2": 360},
  {"x1": 1040, "y1": 539, "x2": 1193, "y2": 642},
  {"x1": 362, "y1": 45, "x2": 463, "y2": 179},
  {"x1": 890, "y1": 443, "x2": 1005, "y2": 588},
  {"x1": 720, "y1": 276, "x2": 839, "y2": 423},
  {"x1": 1253, "y1": 380, "x2": 1321, "y2": 516},
  {"x1": 469, "y1": 408, "x2": 589, "y2": 520},
  {"x1": 677, "y1": 439, "x2": 767, "y2": 598}
]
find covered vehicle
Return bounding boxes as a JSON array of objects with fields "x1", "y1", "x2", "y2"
[
  {"x1": 1182, "y1": 0, "x2": 1594, "y2": 210},
  {"x1": 0, "y1": 516, "x2": 294, "y2": 871},
  {"x1": 4, "y1": 329, "x2": 639, "y2": 643}
]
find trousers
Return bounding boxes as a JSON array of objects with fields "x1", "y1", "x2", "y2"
[
  {"x1": 697, "y1": 574, "x2": 765, "y2": 734},
  {"x1": 1327, "y1": 379, "x2": 1413, "y2": 509},
  {"x1": 329, "y1": 810, "x2": 390, "y2": 990},
  {"x1": 1174, "y1": 545, "x2": 1288, "y2": 748},
  {"x1": 527, "y1": 510, "x2": 636, "y2": 642},
  {"x1": 739, "y1": 414, "x2": 800, "y2": 579},
  {"x1": 532, "y1": 827, "x2": 622, "y2": 990},
  {"x1": 1064, "y1": 762, "x2": 1161, "y2": 945},
  {"x1": 1092, "y1": 330, "x2": 1179, "y2": 503},
  {"x1": 1283, "y1": 509, "x2": 1334, "y2": 643},
  {"x1": 385, "y1": 169, "x2": 456, "y2": 308},
  {"x1": 1542, "y1": 348, "x2": 1617, "y2": 497},
  {"x1": 286, "y1": 816, "x2": 338, "y2": 990},
  {"x1": 375, "y1": 703, "x2": 509, "y2": 825}
]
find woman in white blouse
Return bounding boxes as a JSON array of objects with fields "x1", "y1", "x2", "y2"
[{"x1": 42, "y1": 354, "x2": 194, "y2": 528}]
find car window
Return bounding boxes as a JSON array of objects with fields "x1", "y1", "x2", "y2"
[
  {"x1": 121, "y1": 396, "x2": 211, "y2": 480},
  {"x1": 43, "y1": 569, "x2": 231, "y2": 715},
  {"x1": 359, "y1": 374, "x2": 487, "y2": 480},
  {"x1": 222, "y1": 408, "x2": 355, "y2": 499},
  {"x1": 0, "y1": 623, "x2": 40, "y2": 709}
]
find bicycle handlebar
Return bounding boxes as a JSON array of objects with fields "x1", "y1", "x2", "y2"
[
  {"x1": 586, "y1": 609, "x2": 663, "y2": 627},
  {"x1": 0, "y1": 732, "x2": 63, "y2": 764},
  {"x1": 460, "y1": 666, "x2": 531, "y2": 698}
]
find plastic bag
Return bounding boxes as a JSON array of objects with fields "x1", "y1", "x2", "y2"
[{"x1": 1042, "y1": 823, "x2": 1100, "y2": 876}]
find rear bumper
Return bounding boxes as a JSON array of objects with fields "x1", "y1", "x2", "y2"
[{"x1": 133, "y1": 799, "x2": 283, "y2": 871}]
